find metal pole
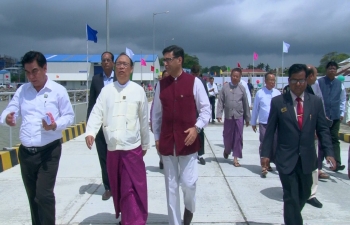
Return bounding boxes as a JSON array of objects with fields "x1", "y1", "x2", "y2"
[
  {"x1": 152, "y1": 14, "x2": 155, "y2": 88},
  {"x1": 282, "y1": 52, "x2": 284, "y2": 89},
  {"x1": 106, "y1": 0, "x2": 109, "y2": 51}
]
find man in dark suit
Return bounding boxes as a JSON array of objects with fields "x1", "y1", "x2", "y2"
[
  {"x1": 261, "y1": 64, "x2": 337, "y2": 225},
  {"x1": 86, "y1": 51, "x2": 116, "y2": 200}
]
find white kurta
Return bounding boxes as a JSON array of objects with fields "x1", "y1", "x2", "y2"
[{"x1": 85, "y1": 80, "x2": 150, "y2": 151}]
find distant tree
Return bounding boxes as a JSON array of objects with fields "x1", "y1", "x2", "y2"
[
  {"x1": 247, "y1": 64, "x2": 253, "y2": 69},
  {"x1": 257, "y1": 63, "x2": 265, "y2": 70},
  {"x1": 318, "y1": 52, "x2": 349, "y2": 74},
  {"x1": 202, "y1": 67, "x2": 209, "y2": 74},
  {"x1": 159, "y1": 53, "x2": 200, "y2": 69},
  {"x1": 265, "y1": 64, "x2": 270, "y2": 72},
  {"x1": 209, "y1": 66, "x2": 221, "y2": 77}
]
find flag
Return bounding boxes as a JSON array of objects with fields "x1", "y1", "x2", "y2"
[
  {"x1": 283, "y1": 41, "x2": 290, "y2": 53},
  {"x1": 253, "y1": 52, "x2": 258, "y2": 61},
  {"x1": 141, "y1": 58, "x2": 146, "y2": 66},
  {"x1": 237, "y1": 62, "x2": 241, "y2": 68},
  {"x1": 86, "y1": 24, "x2": 98, "y2": 43},
  {"x1": 220, "y1": 69, "x2": 223, "y2": 74},
  {"x1": 227, "y1": 66, "x2": 231, "y2": 72},
  {"x1": 151, "y1": 66, "x2": 154, "y2": 72},
  {"x1": 126, "y1": 47, "x2": 134, "y2": 58},
  {"x1": 156, "y1": 69, "x2": 159, "y2": 73}
]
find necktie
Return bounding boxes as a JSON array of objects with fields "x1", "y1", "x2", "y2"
[{"x1": 296, "y1": 97, "x2": 303, "y2": 130}]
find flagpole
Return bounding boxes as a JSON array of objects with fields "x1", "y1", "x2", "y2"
[
  {"x1": 141, "y1": 50, "x2": 143, "y2": 83},
  {"x1": 253, "y1": 53, "x2": 255, "y2": 78},
  {"x1": 282, "y1": 51, "x2": 284, "y2": 89},
  {"x1": 86, "y1": 25, "x2": 89, "y2": 106}
]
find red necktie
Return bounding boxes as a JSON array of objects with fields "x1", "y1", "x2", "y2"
[{"x1": 296, "y1": 97, "x2": 303, "y2": 130}]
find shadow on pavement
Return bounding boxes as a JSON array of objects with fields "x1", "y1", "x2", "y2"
[
  {"x1": 260, "y1": 187, "x2": 283, "y2": 202},
  {"x1": 79, "y1": 183, "x2": 102, "y2": 195},
  {"x1": 146, "y1": 166, "x2": 164, "y2": 174},
  {"x1": 79, "y1": 212, "x2": 169, "y2": 224}
]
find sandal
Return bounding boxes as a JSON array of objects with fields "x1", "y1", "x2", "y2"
[
  {"x1": 233, "y1": 161, "x2": 241, "y2": 167},
  {"x1": 223, "y1": 152, "x2": 229, "y2": 159},
  {"x1": 267, "y1": 166, "x2": 273, "y2": 172},
  {"x1": 261, "y1": 168, "x2": 268, "y2": 177}
]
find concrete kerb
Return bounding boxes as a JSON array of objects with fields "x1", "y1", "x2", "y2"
[{"x1": 0, "y1": 121, "x2": 86, "y2": 173}]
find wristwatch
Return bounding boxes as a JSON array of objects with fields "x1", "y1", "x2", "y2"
[{"x1": 195, "y1": 125, "x2": 202, "y2": 133}]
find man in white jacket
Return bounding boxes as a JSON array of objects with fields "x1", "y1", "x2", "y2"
[{"x1": 85, "y1": 52, "x2": 149, "y2": 225}]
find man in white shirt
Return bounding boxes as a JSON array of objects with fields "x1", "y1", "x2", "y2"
[
  {"x1": 152, "y1": 45, "x2": 210, "y2": 225},
  {"x1": 250, "y1": 72, "x2": 280, "y2": 177},
  {"x1": 207, "y1": 77, "x2": 218, "y2": 123},
  {"x1": 239, "y1": 79, "x2": 252, "y2": 107},
  {"x1": 0, "y1": 51, "x2": 74, "y2": 225},
  {"x1": 85, "y1": 53, "x2": 149, "y2": 225}
]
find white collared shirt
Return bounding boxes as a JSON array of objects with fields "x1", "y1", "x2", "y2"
[
  {"x1": 207, "y1": 82, "x2": 218, "y2": 97},
  {"x1": 251, "y1": 86, "x2": 281, "y2": 125},
  {"x1": 0, "y1": 77, "x2": 75, "y2": 147},
  {"x1": 290, "y1": 91, "x2": 304, "y2": 121},
  {"x1": 152, "y1": 76, "x2": 211, "y2": 141},
  {"x1": 240, "y1": 80, "x2": 252, "y2": 107},
  {"x1": 103, "y1": 71, "x2": 115, "y2": 86}
]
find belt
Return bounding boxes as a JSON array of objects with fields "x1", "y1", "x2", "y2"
[{"x1": 22, "y1": 139, "x2": 61, "y2": 154}]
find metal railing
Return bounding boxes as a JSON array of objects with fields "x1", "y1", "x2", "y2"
[{"x1": 0, "y1": 90, "x2": 88, "y2": 149}]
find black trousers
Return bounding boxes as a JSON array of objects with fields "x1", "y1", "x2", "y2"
[
  {"x1": 95, "y1": 128, "x2": 110, "y2": 190},
  {"x1": 278, "y1": 157, "x2": 313, "y2": 225},
  {"x1": 18, "y1": 140, "x2": 61, "y2": 225},
  {"x1": 209, "y1": 96, "x2": 216, "y2": 120},
  {"x1": 198, "y1": 129, "x2": 205, "y2": 156}
]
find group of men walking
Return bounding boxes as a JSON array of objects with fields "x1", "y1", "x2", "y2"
[{"x1": 1, "y1": 47, "x2": 349, "y2": 225}]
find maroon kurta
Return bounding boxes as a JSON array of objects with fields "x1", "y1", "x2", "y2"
[{"x1": 159, "y1": 72, "x2": 200, "y2": 156}]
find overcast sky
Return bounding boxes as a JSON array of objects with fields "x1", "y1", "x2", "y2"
[{"x1": 1, "y1": 0, "x2": 349, "y2": 69}]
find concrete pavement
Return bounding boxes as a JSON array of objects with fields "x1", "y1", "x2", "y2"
[{"x1": 0, "y1": 117, "x2": 350, "y2": 224}]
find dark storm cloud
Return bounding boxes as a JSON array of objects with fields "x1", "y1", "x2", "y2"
[{"x1": 0, "y1": 0, "x2": 349, "y2": 68}]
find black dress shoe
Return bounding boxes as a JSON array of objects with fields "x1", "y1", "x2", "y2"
[
  {"x1": 159, "y1": 161, "x2": 164, "y2": 170},
  {"x1": 183, "y1": 208, "x2": 193, "y2": 225},
  {"x1": 198, "y1": 157, "x2": 206, "y2": 165},
  {"x1": 306, "y1": 197, "x2": 323, "y2": 208},
  {"x1": 102, "y1": 190, "x2": 111, "y2": 200},
  {"x1": 335, "y1": 165, "x2": 345, "y2": 171}
]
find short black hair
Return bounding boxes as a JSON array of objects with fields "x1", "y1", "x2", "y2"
[
  {"x1": 306, "y1": 66, "x2": 315, "y2": 78},
  {"x1": 231, "y1": 68, "x2": 242, "y2": 75},
  {"x1": 264, "y1": 72, "x2": 275, "y2": 80},
  {"x1": 191, "y1": 64, "x2": 200, "y2": 73},
  {"x1": 21, "y1": 51, "x2": 46, "y2": 68},
  {"x1": 326, "y1": 61, "x2": 338, "y2": 69},
  {"x1": 162, "y1": 45, "x2": 184, "y2": 66},
  {"x1": 101, "y1": 51, "x2": 114, "y2": 62},
  {"x1": 288, "y1": 64, "x2": 307, "y2": 78},
  {"x1": 115, "y1": 52, "x2": 134, "y2": 67}
]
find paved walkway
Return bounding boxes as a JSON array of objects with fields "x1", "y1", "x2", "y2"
[{"x1": 0, "y1": 112, "x2": 350, "y2": 224}]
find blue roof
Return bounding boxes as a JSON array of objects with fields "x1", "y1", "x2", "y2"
[{"x1": 45, "y1": 54, "x2": 157, "y2": 63}]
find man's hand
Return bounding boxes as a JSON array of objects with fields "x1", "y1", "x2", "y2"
[
  {"x1": 245, "y1": 121, "x2": 250, "y2": 127},
  {"x1": 260, "y1": 157, "x2": 270, "y2": 169},
  {"x1": 85, "y1": 135, "x2": 95, "y2": 150},
  {"x1": 340, "y1": 116, "x2": 344, "y2": 121},
  {"x1": 326, "y1": 156, "x2": 337, "y2": 171},
  {"x1": 217, "y1": 118, "x2": 222, "y2": 123},
  {"x1": 143, "y1": 150, "x2": 147, "y2": 156},
  {"x1": 252, "y1": 125, "x2": 257, "y2": 133},
  {"x1": 5, "y1": 112, "x2": 16, "y2": 126},
  {"x1": 184, "y1": 127, "x2": 198, "y2": 146},
  {"x1": 42, "y1": 120, "x2": 57, "y2": 131}
]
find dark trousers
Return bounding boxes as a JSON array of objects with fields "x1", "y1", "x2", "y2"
[
  {"x1": 318, "y1": 119, "x2": 341, "y2": 169},
  {"x1": 209, "y1": 96, "x2": 216, "y2": 120},
  {"x1": 198, "y1": 129, "x2": 205, "y2": 156},
  {"x1": 95, "y1": 128, "x2": 110, "y2": 190},
  {"x1": 18, "y1": 140, "x2": 62, "y2": 225},
  {"x1": 278, "y1": 157, "x2": 312, "y2": 225}
]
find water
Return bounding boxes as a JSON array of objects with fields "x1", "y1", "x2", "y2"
[{"x1": 0, "y1": 101, "x2": 87, "y2": 148}]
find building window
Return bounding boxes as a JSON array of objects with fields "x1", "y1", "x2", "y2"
[
  {"x1": 60, "y1": 81, "x2": 67, "y2": 86},
  {"x1": 80, "y1": 81, "x2": 86, "y2": 86}
]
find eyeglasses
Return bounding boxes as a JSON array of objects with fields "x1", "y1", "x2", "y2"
[
  {"x1": 102, "y1": 59, "x2": 112, "y2": 63},
  {"x1": 290, "y1": 79, "x2": 306, "y2": 84},
  {"x1": 162, "y1": 57, "x2": 178, "y2": 63},
  {"x1": 115, "y1": 62, "x2": 130, "y2": 68}
]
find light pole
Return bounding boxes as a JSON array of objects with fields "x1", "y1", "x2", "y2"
[
  {"x1": 164, "y1": 38, "x2": 174, "y2": 48},
  {"x1": 153, "y1": 11, "x2": 169, "y2": 86}
]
